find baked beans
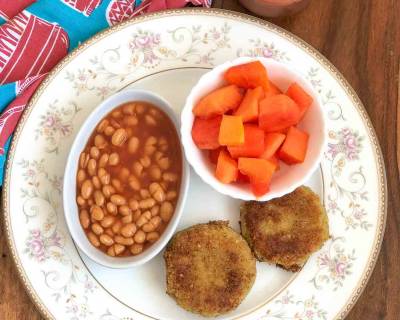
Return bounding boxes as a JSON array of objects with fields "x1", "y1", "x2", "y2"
[{"x1": 76, "y1": 101, "x2": 182, "y2": 257}]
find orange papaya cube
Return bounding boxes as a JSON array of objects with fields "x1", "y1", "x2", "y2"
[
  {"x1": 233, "y1": 86, "x2": 264, "y2": 122},
  {"x1": 268, "y1": 154, "x2": 280, "y2": 170},
  {"x1": 264, "y1": 82, "x2": 282, "y2": 99},
  {"x1": 275, "y1": 127, "x2": 291, "y2": 134},
  {"x1": 237, "y1": 171, "x2": 250, "y2": 183},
  {"x1": 260, "y1": 132, "x2": 286, "y2": 160},
  {"x1": 251, "y1": 180, "x2": 270, "y2": 197},
  {"x1": 278, "y1": 126, "x2": 309, "y2": 164},
  {"x1": 215, "y1": 149, "x2": 238, "y2": 184},
  {"x1": 218, "y1": 115, "x2": 245, "y2": 146},
  {"x1": 286, "y1": 83, "x2": 313, "y2": 119},
  {"x1": 224, "y1": 61, "x2": 270, "y2": 91},
  {"x1": 208, "y1": 147, "x2": 223, "y2": 165},
  {"x1": 228, "y1": 124, "x2": 264, "y2": 158},
  {"x1": 259, "y1": 94, "x2": 301, "y2": 132},
  {"x1": 238, "y1": 157, "x2": 277, "y2": 184},
  {"x1": 193, "y1": 85, "x2": 243, "y2": 118},
  {"x1": 191, "y1": 116, "x2": 222, "y2": 150}
]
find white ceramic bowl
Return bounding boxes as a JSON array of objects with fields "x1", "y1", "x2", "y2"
[
  {"x1": 63, "y1": 89, "x2": 189, "y2": 268},
  {"x1": 181, "y1": 57, "x2": 326, "y2": 201}
]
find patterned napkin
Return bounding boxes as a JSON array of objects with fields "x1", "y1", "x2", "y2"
[{"x1": 0, "y1": 0, "x2": 210, "y2": 184}]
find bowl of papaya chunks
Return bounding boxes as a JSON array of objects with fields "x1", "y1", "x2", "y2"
[{"x1": 181, "y1": 57, "x2": 327, "y2": 201}]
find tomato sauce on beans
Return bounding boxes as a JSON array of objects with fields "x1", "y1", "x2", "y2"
[{"x1": 76, "y1": 101, "x2": 182, "y2": 257}]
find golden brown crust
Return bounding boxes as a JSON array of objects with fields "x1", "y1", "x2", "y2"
[
  {"x1": 164, "y1": 221, "x2": 256, "y2": 317},
  {"x1": 240, "y1": 186, "x2": 329, "y2": 272}
]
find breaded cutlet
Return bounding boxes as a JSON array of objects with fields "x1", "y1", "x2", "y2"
[
  {"x1": 240, "y1": 186, "x2": 329, "y2": 272},
  {"x1": 164, "y1": 221, "x2": 256, "y2": 317}
]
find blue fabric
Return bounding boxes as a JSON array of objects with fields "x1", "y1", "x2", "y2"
[
  {"x1": 27, "y1": 0, "x2": 118, "y2": 50},
  {"x1": 0, "y1": 135, "x2": 12, "y2": 183},
  {"x1": 0, "y1": 82, "x2": 17, "y2": 113}
]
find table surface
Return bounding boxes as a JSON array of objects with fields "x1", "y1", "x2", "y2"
[{"x1": 1, "y1": 0, "x2": 399, "y2": 319}]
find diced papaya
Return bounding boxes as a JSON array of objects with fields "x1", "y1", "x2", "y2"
[
  {"x1": 275, "y1": 127, "x2": 291, "y2": 134},
  {"x1": 215, "y1": 150, "x2": 238, "y2": 183},
  {"x1": 278, "y1": 126, "x2": 309, "y2": 164},
  {"x1": 218, "y1": 115, "x2": 245, "y2": 146},
  {"x1": 239, "y1": 158, "x2": 277, "y2": 197},
  {"x1": 209, "y1": 147, "x2": 223, "y2": 165},
  {"x1": 233, "y1": 86, "x2": 264, "y2": 122},
  {"x1": 237, "y1": 172, "x2": 250, "y2": 183},
  {"x1": 193, "y1": 85, "x2": 243, "y2": 118},
  {"x1": 286, "y1": 82, "x2": 313, "y2": 119},
  {"x1": 251, "y1": 180, "x2": 270, "y2": 197},
  {"x1": 238, "y1": 158, "x2": 277, "y2": 184},
  {"x1": 268, "y1": 154, "x2": 280, "y2": 170},
  {"x1": 224, "y1": 61, "x2": 270, "y2": 91},
  {"x1": 264, "y1": 82, "x2": 282, "y2": 99},
  {"x1": 260, "y1": 132, "x2": 286, "y2": 160},
  {"x1": 228, "y1": 124, "x2": 264, "y2": 158},
  {"x1": 191, "y1": 116, "x2": 222, "y2": 150},
  {"x1": 259, "y1": 94, "x2": 301, "y2": 132}
]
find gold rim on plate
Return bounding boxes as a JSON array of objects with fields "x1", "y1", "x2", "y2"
[{"x1": 1, "y1": 8, "x2": 387, "y2": 320}]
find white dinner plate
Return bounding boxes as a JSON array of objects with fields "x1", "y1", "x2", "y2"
[{"x1": 2, "y1": 8, "x2": 386, "y2": 320}]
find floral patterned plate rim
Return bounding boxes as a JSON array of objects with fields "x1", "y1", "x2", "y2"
[{"x1": 2, "y1": 8, "x2": 387, "y2": 320}]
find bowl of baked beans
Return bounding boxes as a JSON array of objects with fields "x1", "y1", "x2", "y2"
[{"x1": 63, "y1": 89, "x2": 189, "y2": 268}]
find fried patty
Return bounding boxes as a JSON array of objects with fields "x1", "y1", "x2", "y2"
[
  {"x1": 164, "y1": 221, "x2": 256, "y2": 317},
  {"x1": 240, "y1": 186, "x2": 329, "y2": 272}
]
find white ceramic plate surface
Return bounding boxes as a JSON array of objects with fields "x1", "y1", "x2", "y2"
[{"x1": 2, "y1": 9, "x2": 386, "y2": 320}]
